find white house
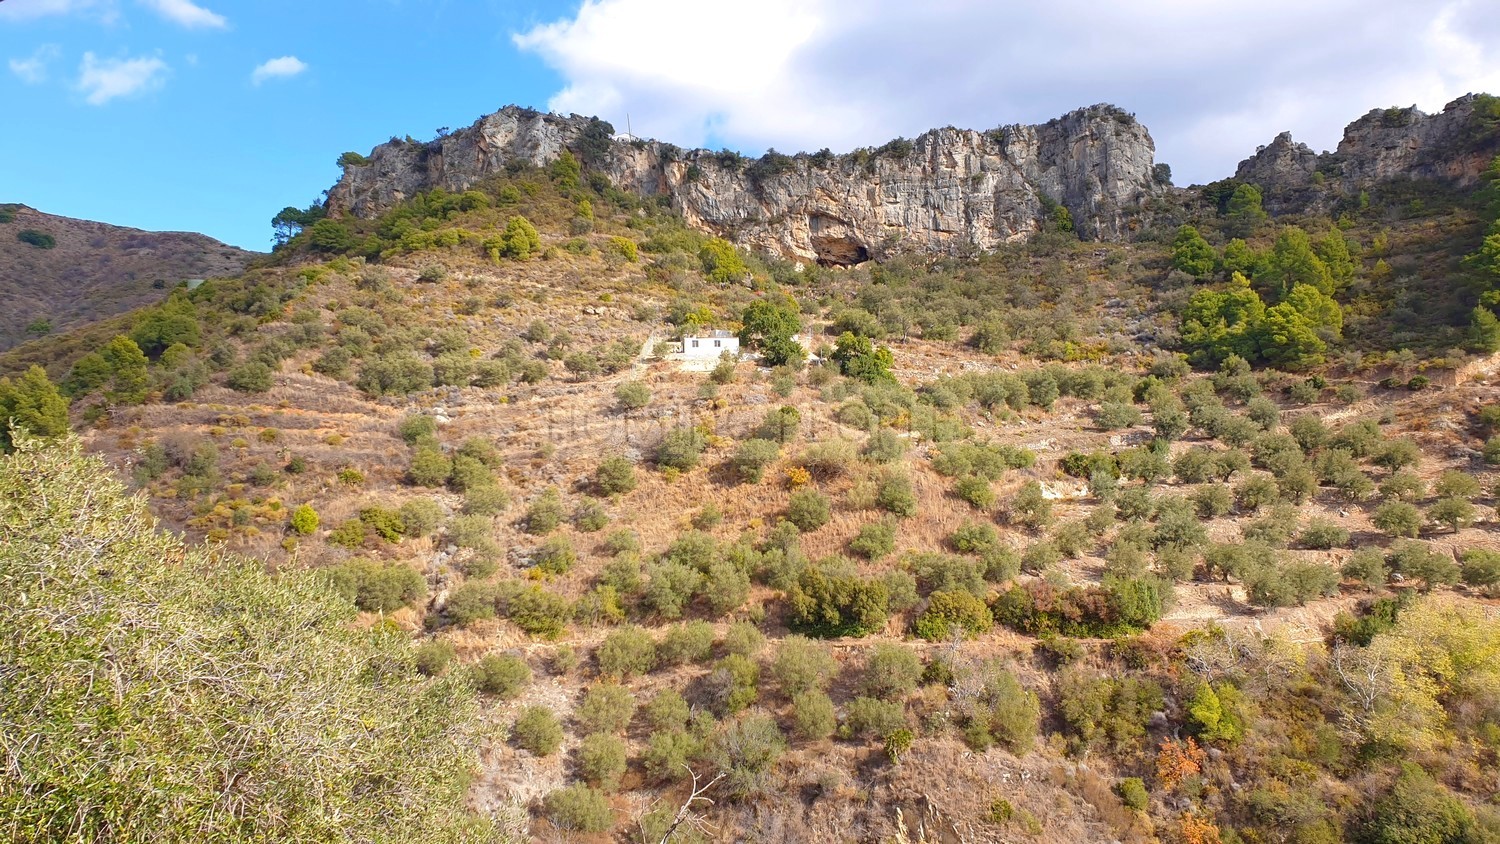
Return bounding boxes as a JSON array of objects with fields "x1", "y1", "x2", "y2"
[{"x1": 681, "y1": 330, "x2": 739, "y2": 359}]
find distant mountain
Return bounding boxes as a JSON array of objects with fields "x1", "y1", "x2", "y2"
[{"x1": 0, "y1": 204, "x2": 260, "y2": 351}]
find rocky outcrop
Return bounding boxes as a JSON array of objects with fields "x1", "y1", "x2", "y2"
[
  {"x1": 325, "y1": 105, "x2": 1164, "y2": 264},
  {"x1": 1234, "y1": 94, "x2": 1500, "y2": 214}
]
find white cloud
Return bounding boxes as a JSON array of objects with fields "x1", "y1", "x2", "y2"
[
  {"x1": 515, "y1": 0, "x2": 1500, "y2": 185},
  {"x1": 76, "y1": 51, "x2": 168, "y2": 105},
  {"x1": 251, "y1": 55, "x2": 307, "y2": 85},
  {"x1": 9, "y1": 44, "x2": 61, "y2": 84},
  {"x1": 139, "y1": 0, "x2": 225, "y2": 29}
]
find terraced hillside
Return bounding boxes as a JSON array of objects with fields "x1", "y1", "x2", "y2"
[{"x1": 7, "y1": 141, "x2": 1500, "y2": 843}]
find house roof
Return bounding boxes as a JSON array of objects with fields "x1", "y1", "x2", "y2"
[{"x1": 685, "y1": 330, "x2": 737, "y2": 339}]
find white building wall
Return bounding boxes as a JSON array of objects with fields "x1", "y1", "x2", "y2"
[{"x1": 681, "y1": 335, "x2": 740, "y2": 358}]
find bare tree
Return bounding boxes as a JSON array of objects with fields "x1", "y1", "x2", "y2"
[{"x1": 642, "y1": 766, "x2": 724, "y2": 844}]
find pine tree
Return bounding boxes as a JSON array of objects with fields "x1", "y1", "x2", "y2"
[
  {"x1": 1265, "y1": 228, "x2": 1334, "y2": 298},
  {"x1": 1224, "y1": 184, "x2": 1268, "y2": 238},
  {"x1": 1467, "y1": 306, "x2": 1500, "y2": 353},
  {"x1": 100, "y1": 335, "x2": 151, "y2": 404},
  {"x1": 1171, "y1": 225, "x2": 1217, "y2": 277},
  {"x1": 0, "y1": 365, "x2": 69, "y2": 452}
]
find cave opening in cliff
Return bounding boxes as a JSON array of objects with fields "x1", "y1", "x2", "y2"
[{"x1": 811, "y1": 236, "x2": 869, "y2": 266}]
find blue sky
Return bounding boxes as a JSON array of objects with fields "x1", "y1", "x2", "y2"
[
  {"x1": 0, "y1": 0, "x2": 575, "y2": 250},
  {"x1": 4, "y1": 0, "x2": 1499, "y2": 251}
]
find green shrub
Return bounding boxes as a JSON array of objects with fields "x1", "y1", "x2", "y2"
[
  {"x1": 657, "y1": 427, "x2": 706, "y2": 471},
  {"x1": 843, "y1": 696, "x2": 906, "y2": 739},
  {"x1": 602, "y1": 529, "x2": 641, "y2": 556},
  {"x1": 407, "y1": 447, "x2": 452, "y2": 487},
  {"x1": 966, "y1": 668, "x2": 1039, "y2": 754},
  {"x1": 850, "y1": 518, "x2": 897, "y2": 560},
  {"x1": 1372, "y1": 501, "x2": 1423, "y2": 538},
  {"x1": 644, "y1": 559, "x2": 703, "y2": 619},
  {"x1": 444, "y1": 582, "x2": 498, "y2": 626},
  {"x1": 542, "y1": 784, "x2": 612, "y2": 832},
  {"x1": 1387, "y1": 541, "x2": 1460, "y2": 590},
  {"x1": 532, "y1": 536, "x2": 576, "y2": 576},
  {"x1": 792, "y1": 690, "x2": 837, "y2": 740},
  {"x1": 705, "y1": 653, "x2": 761, "y2": 715},
  {"x1": 770, "y1": 635, "x2": 835, "y2": 696},
  {"x1": 525, "y1": 487, "x2": 565, "y2": 534},
  {"x1": 595, "y1": 455, "x2": 637, "y2": 494},
  {"x1": 471, "y1": 653, "x2": 531, "y2": 698},
  {"x1": 596, "y1": 625, "x2": 657, "y2": 677},
  {"x1": 226, "y1": 362, "x2": 274, "y2": 393},
  {"x1": 653, "y1": 623, "x2": 712, "y2": 667},
  {"x1": 1460, "y1": 549, "x2": 1500, "y2": 591},
  {"x1": 863, "y1": 643, "x2": 922, "y2": 698},
  {"x1": 1428, "y1": 497, "x2": 1477, "y2": 533},
  {"x1": 950, "y1": 521, "x2": 998, "y2": 554},
  {"x1": 447, "y1": 514, "x2": 495, "y2": 551},
  {"x1": 876, "y1": 470, "x2": 918, "y2": 517},
  {"x1": 706, "y1": 711, "x2": 785, "y2": 798},
  {"x1": 1117, "y1": 777, "x2": 1149, "y2": 812},
  {"x1": 731, "y1": 438, "x2": 781, "y2": 483},
  {"x1": 358, "y1": 507, "x2": 406, "y2": 542},
  {"x1": 16, "y1": 229, "x2": 55, "y2": 249},
  {"x1": 1357, "y1": 764, "x2": 1476, "y2": 844},
  {"x1": 513, "y1": 705, "x2": 562, "y2": 755},
  {"x1": 397, "y1": 498, "x2": 443, "y2": 536},
  {"x1": 462, "y1": 485, "x2": 510, "y2": 517},
  {"x1": 505, "y1": 585, "x2": 572, "y2": 638},
  {"x1": 785, "y1": 487, "x2": 831, "y2": 531},
  {"x1": 1011, "y1": 480, "x2": 1052, "y2": 529},
  {"x1": 290, "y1": 504, "x2": 319, "y2": 535},
  {"x1": 954, "y1": 475, "x2": 996, "y2": 509},
  {"x1": 786, "y1": 565, "x2": 889, "y2": 637},
  {"x1": 643, "y1": 730, "x2": 702, "y2": 784},
  {"x1": 643, "y1": 689, "x2": 692, "y2": 732},
  {"x1": 321, "y1": 559, "x2": 425, "y2": 612},
  {"x1": 577, "y1": 683, "x2": 635, "y2": 734},
  {"x1": 615, "y1": 380, "x2": 651, "y2": 410},
  {"x1": 758, "y1": 406, "x2": 802, "y2": 443},
  {"x1": 1298, "y1": 518, "x2": 1350, "y2": 549},
  {"x1": 413, "y1": 639, "x2": 456, "y2": 677},
  {"x1": 721, "y1": 621, "x2": 763, "y2": 658},
  {"x1": 862, "y1": 428, "x2": 907, "y2": 463},
  {"x1": 1055, "y1": 669, "x2": 1164, "y2": 753},
  {"x1": 577, "y1": 733, "x2": 628, "y2": 791},
  {"x1": 913, "y1": 590, "x2": 993, "y2": 641},
  {"x1": 1342, "y1": 548, "x2": 1388, "y2": 589}
]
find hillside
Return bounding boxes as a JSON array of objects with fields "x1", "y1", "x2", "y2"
[
  {"x1": 0, "y1": 203, "x2": 258, "y2": 351},
  {"x1": 5, "y1": 95, "x2": 1500, "y2": 844}
]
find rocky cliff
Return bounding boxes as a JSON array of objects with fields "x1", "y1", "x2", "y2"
[
  {"x1": 1234, "y1": 94, "x2": 1500, "y2": 214},
  {"x1": 325, "y1": 105, "x2": 1164, "y2": 264}
]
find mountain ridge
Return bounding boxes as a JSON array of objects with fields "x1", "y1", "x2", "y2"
[
  {"x1": 326, "y1": 103, "x2": 1164, "y2": 264},
  {"x1": 0, "y1": 204, "x2": 260, "y2": 352}
]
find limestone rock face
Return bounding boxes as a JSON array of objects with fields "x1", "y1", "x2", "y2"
[
  {"x1": 1234, "y1": 94, "x2": 1500, "y2": 214},
  {"x1": 325, "y1": 104, "x2": 1164, "y2": 264}
]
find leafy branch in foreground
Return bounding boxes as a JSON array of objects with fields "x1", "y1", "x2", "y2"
[{"x1": 0, "y1": 433, "x2": 503, "y2": 844}]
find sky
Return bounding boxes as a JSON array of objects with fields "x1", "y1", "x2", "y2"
[{"x1": 3, "y1": 0, "x2": 1500, "y2": 252}]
